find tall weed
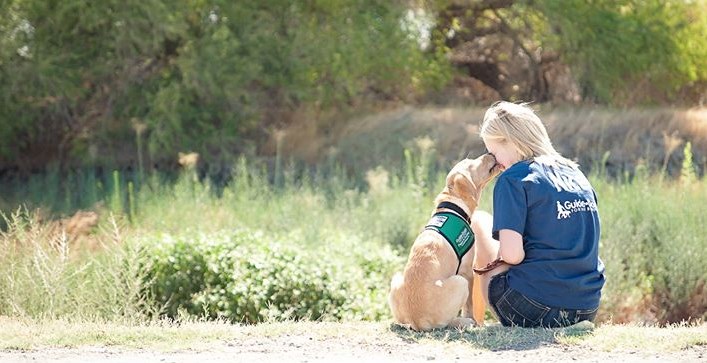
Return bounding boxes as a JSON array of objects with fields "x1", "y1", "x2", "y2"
[
  {"x1": 0, "y1": 151, "x2": 704, "y2": 324},
  {"x1": 0, "y1": 209, "x2": 152, "y2": 321},
  {"x1": 593, "y1": 172, "x2": 707, "y2": 323}
]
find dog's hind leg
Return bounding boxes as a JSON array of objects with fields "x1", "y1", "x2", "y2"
[
  {"x1": 388, "y1": 272, "x2": 405, "y2": 323},
  {"x1": 423, "y1": 275, "x2": 470, "y2": 330}
]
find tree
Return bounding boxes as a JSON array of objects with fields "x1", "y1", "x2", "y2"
[
  {"x1": 0, "y1": 0, "x2": 449, "y2": 171},
  {"x1": 429, "y1": 0, "x2": 707, "y2": 104},
  {"x1": 0, "y1": 0, "x2": 182, "y2": 170}
]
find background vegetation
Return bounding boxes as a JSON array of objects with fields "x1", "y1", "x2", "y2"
[
  {"x1": 1, "y1": 1, "x2": 706, "y2": 328},
  {"x1": 1, "y1": 0, "x2": 705, "y2": 172},
  {"x1": 1, "y1": 143, "x2": 705, "y2": 325}
]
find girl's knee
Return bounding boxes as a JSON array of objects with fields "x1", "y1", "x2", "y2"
[
  {"x1": 470, "y1": 210, "x2": 493, "y2": 234},
  {"x1": 471, "y1": 209, "x2": 492, "y2": 220}
]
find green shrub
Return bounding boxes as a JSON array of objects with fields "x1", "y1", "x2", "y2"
[
  {"x1": 593, "y1": 172, "x2": 707, "y2": 324},
  {"x1": 143, "y1": 234, "x2": 210, "y2": 317},
  {"x1": 2, "y1": 153, "x2": 704, "y2": 325},
  {"x1": 143, "y1": 229, "x2": 402, "y2": 323}
]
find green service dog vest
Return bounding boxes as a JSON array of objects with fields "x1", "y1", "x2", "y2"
[{"x1": 424, "y1": 212, "x2": 475, "y2": 275}]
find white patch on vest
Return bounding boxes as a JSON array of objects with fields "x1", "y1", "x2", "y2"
[{"x1": 428, "y1": 215, "x2": 448, "y2": 228}]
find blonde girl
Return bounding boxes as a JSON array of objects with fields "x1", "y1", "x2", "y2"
[{"x1": 471, "y1": 101, "x2": 605, "y2": 328}]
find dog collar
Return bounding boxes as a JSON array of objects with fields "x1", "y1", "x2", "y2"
[
  {"x1": 436, "y1": 201, "x2": 471, "y2": 223},
  {"x1": 424, "y1": 212, "x2": 475, "y2": 274}
]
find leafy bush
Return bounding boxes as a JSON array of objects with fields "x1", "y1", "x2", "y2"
[
  {"x1": 0, "y1": 0, "x2": 446, "y2": 169},
  {"x1": 536, "y1": 0, "x2": 707, "y2": 103},
  {"x1": 143, "y1": 229, "x2": 402, "y2": 323},
  {"x1": 2, "y1": 150, "x2": 705, "y2": 325},
  {"x1": 593, "y1": 166, "x2": 707, "y2": 324}
]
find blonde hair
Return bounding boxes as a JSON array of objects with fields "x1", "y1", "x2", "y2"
[{"x1": 479, "y1": 101, "x2": 577, "y2": 168}]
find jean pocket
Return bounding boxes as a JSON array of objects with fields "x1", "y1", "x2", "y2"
[
  {"x1": 488, "y1": 273, "x2": 508, "y2": 304},
  {"x1": 496, "y1": 289, "x2": 551, "y2": 327}
]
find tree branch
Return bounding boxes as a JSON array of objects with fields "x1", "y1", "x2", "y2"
[
  {"x1": 448, "y1": 0, "x2": 516, "y2": 11},
  {"x1": 492, "y1": 9, "x2": 537, "y2": 65}
]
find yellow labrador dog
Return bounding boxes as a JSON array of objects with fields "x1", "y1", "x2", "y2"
[{"x1": 389, "y1": 153, "x2": 499, "y2": 331}]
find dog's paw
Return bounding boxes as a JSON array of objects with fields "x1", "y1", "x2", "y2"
[{"x1": 448, "y1": 317, "x2": 476, "y2": 330}]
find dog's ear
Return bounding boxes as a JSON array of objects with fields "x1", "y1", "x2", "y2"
[{"x1": 451, "y1": 172, "x2": 478, "y2": 205}]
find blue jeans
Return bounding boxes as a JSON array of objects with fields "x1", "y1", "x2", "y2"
[{"x1": 488, "y1": 271, "x2": 598, "y2": 328}]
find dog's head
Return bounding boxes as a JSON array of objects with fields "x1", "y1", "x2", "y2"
[{"x1": 440, "y1": 153, "x2": 501, "y2": 211}]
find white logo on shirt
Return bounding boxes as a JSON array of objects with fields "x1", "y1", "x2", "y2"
[
  {"x1": 556, "y1": 199, "x2": 597, "y2": 219},
  {"x1": 556, "y1": 201, "x2": 571, "y2": 219}
]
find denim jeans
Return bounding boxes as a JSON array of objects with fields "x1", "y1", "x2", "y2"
[{"x1": 488, "y1": 271, "x2": 598, "y2": 328}]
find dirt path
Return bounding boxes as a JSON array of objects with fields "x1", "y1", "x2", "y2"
[{"x1": 2, "y1": 323, "x2": 705, "y2": 363}]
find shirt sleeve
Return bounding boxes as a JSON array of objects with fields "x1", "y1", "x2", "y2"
[{"x1": 492, "y1": 174, "x2": 527, "y2": 238}]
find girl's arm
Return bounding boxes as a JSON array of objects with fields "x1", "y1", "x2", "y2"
[
  {"x1": 471, "y1": 211, "x2": 525, "y2": 266},
  {"x1": 497, "y1": 229, "x2": 524, "y2": 265}
]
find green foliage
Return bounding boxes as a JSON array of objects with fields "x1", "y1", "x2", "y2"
[
  {"x1": 1, "y1": 153, "x2": 705, "y2": 325},
  {"x1": 143, "y1": 233, "x2": 209, "y2": 318},
  {"x1": 535, "y1": 0, "x2": 707, "y2": 103},
  {"x1": 427, "y1": 0, "x2": 706, "y2": 104},
  {"x1": 592, "y1": 172, "x2": 707, "y2": 323},
  {"x1": 0, "y1": 0, "x2": 179, "y2": 161},
  {"x1": 143, "y1": 229, "x2": 400, "y2": 323},
  {"x1": 680, "y1": 142, "x2": 697, "y2": 185},
  {"x1": 111, "y1": 170, "x2": 123, "y2": 215},
  {"x1": 0, "y1": 0, "x2": 446, "y2": 166},
  {"x1": 0, "y1": 209, "x2": 149, "y2": 320}
]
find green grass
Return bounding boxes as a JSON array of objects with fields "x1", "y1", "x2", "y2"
[
  {"x1": 1, "y1": 146, "x2": 705, "y2": 325},
  {"x1": 592, "y1": 171, "x2": 707, "y2": 323}
]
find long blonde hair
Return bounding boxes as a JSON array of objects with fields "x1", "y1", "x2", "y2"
[{"x1": 479, "y1": 101, "x2": 577, "y2": 168}]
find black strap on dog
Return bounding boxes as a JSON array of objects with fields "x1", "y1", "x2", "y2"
[{"x1": 436, "y1": 201, "x2": 470, "y2": 223}]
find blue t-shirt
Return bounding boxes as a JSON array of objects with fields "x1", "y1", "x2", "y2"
[{"x1": 492, "y1": 159, "x2": 605, "y2": 310}]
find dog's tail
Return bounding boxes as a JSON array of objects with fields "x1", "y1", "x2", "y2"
[
  {"x1": 389, "y1": 272, "x2": 405, "y2": 323},
  {"x1": 390, "y1": 271, "x2": 404, "y2": 290}
]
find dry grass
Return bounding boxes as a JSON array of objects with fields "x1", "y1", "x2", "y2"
[
  {"x1": 1, "y1": 317, "x2": 705, "y2": 354},
  {"x1": 0, "y1": 316, "x2": 236, "y2": 351},
  {"x1": 276, "y1": 105, "x2": 707, "y2": 178}
]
